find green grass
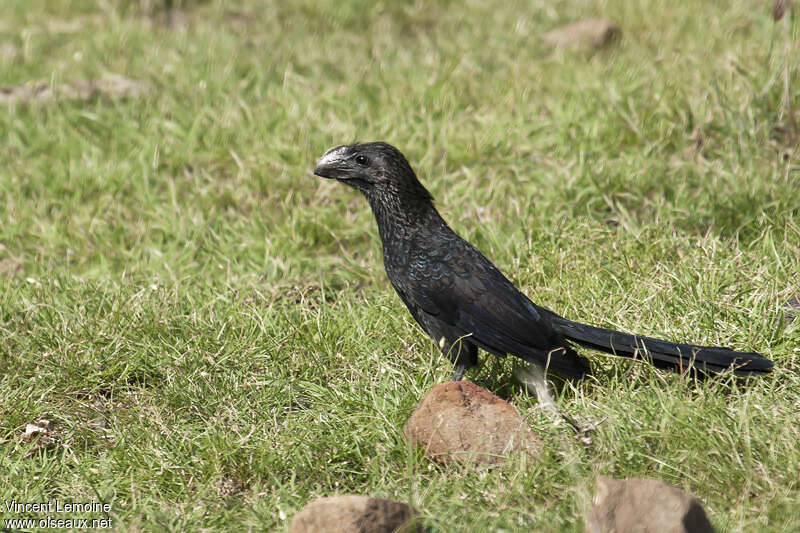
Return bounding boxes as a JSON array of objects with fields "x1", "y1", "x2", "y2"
[{"x1": 1, "y1": 0, "x2": 798, "y2": 530}]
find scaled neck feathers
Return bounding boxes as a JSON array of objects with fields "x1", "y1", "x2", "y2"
[{"x1": 365, "y1": 168, "x2": 438, "y2": 243}]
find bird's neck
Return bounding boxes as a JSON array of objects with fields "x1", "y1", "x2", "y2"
[{"x1": 366, "y1": 187, "x2": 441, "y2": 245}]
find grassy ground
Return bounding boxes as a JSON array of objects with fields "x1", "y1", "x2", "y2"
[{"x1": 1, "y1": 0, "x2": 799, "y2": 531}]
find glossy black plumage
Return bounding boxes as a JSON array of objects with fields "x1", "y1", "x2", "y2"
[{"x1": 313, "y1": 142, "x2": 773, "y2": 380}]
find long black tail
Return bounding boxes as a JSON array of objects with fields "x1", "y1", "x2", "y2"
[{"x1": 546, "y1": 313, "x2": 773, "y2": 376}]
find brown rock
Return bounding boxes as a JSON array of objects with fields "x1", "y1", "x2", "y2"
[
  {"x1": 403, "y1": 381, "x2": 541, "y2": 465},
  {"x1": 543, "y1": 19, "x2": 621, "y2": 50},
  {"x1": 289, "y1": 495, "x2": 421, "y2": 533},
  {"x1": 586, "y1": 476, "x2": 714, "y2": 533}
]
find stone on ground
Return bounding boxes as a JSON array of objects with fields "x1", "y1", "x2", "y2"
[
  {"x1": 586, "y1": 476, "x2": 714, "y2": 533},
  {"x1": 289, "y1": 495, "x2": 420, "y2": 533},
  {"x1": 403, "y1": 381, "x2": 541, "y2": 465}
]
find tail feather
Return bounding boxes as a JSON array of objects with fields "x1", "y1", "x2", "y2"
[{"x1": 547, "y1": 314, "x2": 773, "y2": 376}]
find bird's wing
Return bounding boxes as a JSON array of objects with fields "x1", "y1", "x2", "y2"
[{"x1": 405, "y1": 245, "x2": 563, "y2": 358}]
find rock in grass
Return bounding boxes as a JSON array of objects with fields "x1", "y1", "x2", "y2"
[
  {"x1": 586, "y1": 476, "x2": 714, "y2": 533},
  {"x1": 403, "y1": 381, "x2": 541, "y2": 465},
  {"x1": 543, "y1": 19, "x2": 621, "y2": 50},
  {"x1": 289, "y1": 495, "x2": 420, "y2": 533}
]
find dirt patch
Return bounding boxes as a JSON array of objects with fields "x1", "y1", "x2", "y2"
[
  {"x1": 20, "y1": 419, "x2": 60, "y2": 457},
  {"x1": 216, "y1": 475, "x2": 247, "y2": 499}
]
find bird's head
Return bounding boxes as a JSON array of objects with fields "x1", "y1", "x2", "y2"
[{"x1": 313, "y1": 142, "x2": 432, "y2": 203}]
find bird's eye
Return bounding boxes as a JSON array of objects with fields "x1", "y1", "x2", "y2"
[{"x1": 354, "y1": 155, "x2": 369, "y2": 166}]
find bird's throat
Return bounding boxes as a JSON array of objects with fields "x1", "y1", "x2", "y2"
[{"x1": 368, "y1": 188, "x2": 440, "y2": 245}]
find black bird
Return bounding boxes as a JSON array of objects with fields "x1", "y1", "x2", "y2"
[{"x1": 313, "y1": 142, "x2": 773, "y2": 381}]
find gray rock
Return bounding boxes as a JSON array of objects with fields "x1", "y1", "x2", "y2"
[
  {"x1": 289, "y1": 495, "x2": 420, "y2": 533},
  {"x1": 403, "y1": 381, "x2": 541, "y2": 465},
  {"x1": 586, "y1": 476, "x2": 714, "y2": 533}
]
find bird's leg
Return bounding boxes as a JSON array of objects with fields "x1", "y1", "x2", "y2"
[
  {"x1": 450, "y1": 364, "x2": 467, "y2": 381},
  {"x1": 513, "y1": 362, "x2": 585, "y2": 436},
  {"x1": 440, "y1": 336, "x2": 477, "y2": 382}
]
